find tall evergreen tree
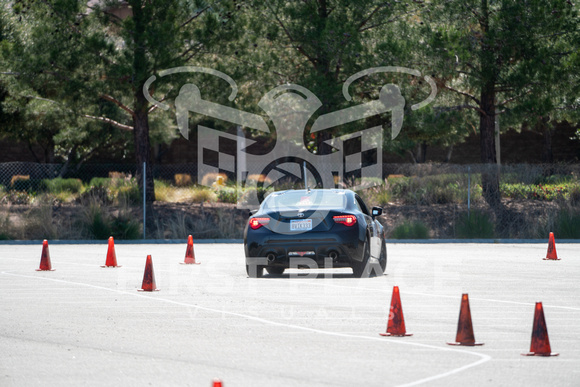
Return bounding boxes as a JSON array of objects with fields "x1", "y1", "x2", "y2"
[
  {"x1": 426, "y1": 0, "x2": 579, "y2": 209},
  {"x1": 3, "y1": 0, "x2": 232, "y2": 202},
  {"x1": 233, "y1": 1, "x2": 436, "y2": 154}
]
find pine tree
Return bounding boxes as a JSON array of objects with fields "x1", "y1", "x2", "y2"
[{"x1": 426, "y1": 0, "x2": 579, "y2": 209}]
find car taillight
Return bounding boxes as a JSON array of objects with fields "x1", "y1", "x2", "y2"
[
  {"x1": 249, "y1": 217, "x2": 270, "y2": 230},
  {"x1": 333, "y1": 215, "x2": 357, "y2": 226}
]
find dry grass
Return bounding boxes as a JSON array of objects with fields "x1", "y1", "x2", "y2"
[
  {"x1": 174, "y1": 174, "x2": 193, "y2": 187},
  {"x1": 10, "y1": 175, "x2": 30, "y2": 186},
  {"x1": 155, "y1": 185, "x2": 217, "y2": 203},
  {"x1": 0, "y1": 211, "x2": 12, "y2": 240},
  {"x1": 19, "y1": 201, "x2": 82, "y2": 240},
  {"x1": 200, "y1": 172, "x2": 228, "y2": 187}
]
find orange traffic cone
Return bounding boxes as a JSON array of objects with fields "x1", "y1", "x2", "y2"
[
  {"x1": 543, "y1": 232, "x2": 560, "y2": 260},
  {"x1": 380, "y1": 286, "x2": 412, "y2": 337},
  {"x1": 36, "y1": 240, "x2": 55, "y2": 271},
  {"x1": 522, "y1": 302, "x2": 558, "y2": 356},
  {"x1": 101, "y1": 236, "x2": 121, "y2": 267},
  {"x1": 139, "y1": 255, "x2": 159, "y2": 292},
  {"x1": 212, "y1": 379, "x2": 223, "y2": 387},
  {"x1": 181, "y1": 235, "x2": 200, "y2": 264},
  {"x1": 447, "y1": 294, "x2": 484, "y2": 346}
]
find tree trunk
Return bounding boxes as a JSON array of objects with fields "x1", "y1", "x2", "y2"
[
  {"x1": 133, "y1": 96, "x2": 154, "y2": 204},
  {"x1": 131, "y1": 0, "x2": 155, "y2": 204},
  {"x1": 479, "y1": 83, "x2": 501, "y2": 209},
  {"x1": 417, "y1": 142, "x2": 427, "y2": 163},
  {"x1": 444, "y1": 144, "x2": 454, "y2": 163},
  {"x1": 540, "y1": 117, "x2": 553, "y2": 163},
  {"x1": 478, "y1": 0, "x2": 502, "y2": 211}
]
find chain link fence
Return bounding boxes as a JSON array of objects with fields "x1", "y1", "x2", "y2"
[{"x1": 1, "y1": 161, "x2": 579, "y2": 240}]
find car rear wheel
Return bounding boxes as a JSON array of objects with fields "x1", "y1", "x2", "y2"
[
  {"x1": 352, "y1": 237, "x2": 371, "y2": 278},
  {"x1": 374, "y1": 242, "x2": 387, "y2": 276},
  {"x1": 246, "y1": 264, "x2": 264, "y2": 278},
  {"x1": 265, "y1": 267, "x2": 285, "y2": 276}
]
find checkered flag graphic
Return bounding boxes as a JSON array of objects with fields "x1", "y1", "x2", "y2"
[
  {"x1": 198, "y1": 126, "x2": 240, "y2": 183},
  {"x1": 337, "y1": 126, "x2": 382, "y2": 188}
]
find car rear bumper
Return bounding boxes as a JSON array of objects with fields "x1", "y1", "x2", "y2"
[{"x1": 245, "y1": 232, "x2": 364, "y2": 268}]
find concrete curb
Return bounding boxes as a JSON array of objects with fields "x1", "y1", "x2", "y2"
[
  {"x1": 387, "y1": 239, "x2": 580, "y2": 243},
  {"x1": 0, "y1": 239, "x2": 244, "y2": 245},
  {"x1": 0, "y1": 238, "x2": 579, "y2": 245}
]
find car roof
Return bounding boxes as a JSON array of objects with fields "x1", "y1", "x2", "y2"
[
  {"x1": 263, "y1": 188, "x2": 357, "y2": 204},
  {"x1": 270, "y1": 188, "x2": 356, "y2": 196}
]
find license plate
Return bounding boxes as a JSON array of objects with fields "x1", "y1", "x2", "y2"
[
  {"x1": 290, "y1": 219, "x2": 312, "y2": 231},
  {"x1": 288, "y1": 251, "x2": 315, "y2": 257}
]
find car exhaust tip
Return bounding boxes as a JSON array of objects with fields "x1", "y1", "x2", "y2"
[{"x1": 266, "y1": 253, "x2": 276, "y2": 262}]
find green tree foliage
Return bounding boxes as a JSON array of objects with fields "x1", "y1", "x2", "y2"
[
  {"x1": 1, "y1": 0, "x2": 578, "y2": 203},
  {"x1": 227, "y1": 1, "x2": 446, "y2": 154},
  {"x1": 2, "y1": 0, "x2": 233, "y2": 202},
  {"x1": 426, "y1": 0, "x2": 579, "y2": 208}
]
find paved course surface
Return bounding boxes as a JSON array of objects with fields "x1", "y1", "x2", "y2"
[{"x1": 1, "y1": 243, "x2": 579, "y2": 386}]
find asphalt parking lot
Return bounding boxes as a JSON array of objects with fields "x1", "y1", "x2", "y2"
[{"x1": 1, "y1": 242, "x2": 579, "y2": 386}]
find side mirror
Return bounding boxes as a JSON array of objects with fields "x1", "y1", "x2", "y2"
[{"x1": 371, "y1": 206, "x2": 383, "y2": 218}]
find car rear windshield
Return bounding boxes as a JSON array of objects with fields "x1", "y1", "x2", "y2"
[{"x1": 263, "y1": 191, "x2": 346, "y2": 210}]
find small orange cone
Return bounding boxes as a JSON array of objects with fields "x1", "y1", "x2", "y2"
[
  {"x1": 212, "y1": 379, "x2": 223, "y2": 387},
  {"x1": 101, "y1": 236, "x2": 121, "y2": 267},
  {"x1": 139, "y1": 255, "x2": 159, "y2": 292},
  {"x1": 544, "y1": 232, "x2": 560, "y2": 260},
  {"x1": 447, "y1": 294, "x2": 483, "y2": 346},
  {"x1": 380, "y1": 286, "x2": 412, "y2": 337},
  {"x1": 36, "y1": 240, "x2": 55, "y2": 271},
  {"x1": 522, "y1": 302, "x2": 558, "y2": 356},
  {"x1": 181, "y1": 235, "x2": 200, "y2": 264}
]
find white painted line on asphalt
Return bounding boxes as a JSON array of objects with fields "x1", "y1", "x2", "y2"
[{"x1": 1, "y1": 270, "x2": 491, "y2": 386}]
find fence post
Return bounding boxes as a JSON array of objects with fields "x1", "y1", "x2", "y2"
[
  {"x1": 143, "y1": 161, "x2": 146, "y2": 240},
  {"x1": 467, "y1": 166, "x2": 471, "y2": 218}
]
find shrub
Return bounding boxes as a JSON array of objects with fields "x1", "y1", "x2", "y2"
[
  {"x1": 10, "y1": 175, "x2": 29, "y2": 186},
  {"x1": 4, "y1": 191, "x2": 32, "y2": 205},
  {"x1": 10, "y1": 177, "x2": 48, "y2": 193},
  {"x1": 174, "y1": 174, "x2": 193, "y2": 187},
  {"x1": 22, "y1": 204, "x2": 59, "y2": 240},
  {"x1": 359, "y1": 184, "x2": 391, "y2": 206},
  {"x1": 85, "y1": 204, "x2": 112, "y2": 239},
  {"x1": 117, "y1": 185, "x2": 141, "y2": 205},
  {"x1": 0, "y1": 213, "x2": 12, "y2": 240},
  {"x1": 387, "y1": 174, "x2": 473, "y2": 205},
  {"x1": 44, "y1": 178, "x2": 83, "y2": 194},
  {"x1": 0, "y1": 185, "x2": 7, "y2": 202},
  {"x1": 154, "y1": 180, "x2": 172, "y2": 202},
  {"x1": 88, "y1": 177, "x2": 110, "y2": 189},
  {"x1": 190, "y1": 187, "x2": 217, "y2": 203},
  {"x1": 79, "y1": 186, "x2": 113, "y2": 205},
  {"x1": 568, "y1": 185, "x2": 580, "y2": 206},
  {"x1": 554, "y1": 211, "x2": 580, "y2": 239},
  {"x1": 216, "y1": 186, "x2": 240, "y2": 204},
  {"x1": 200, "y1": 172, "x2": 228, "y2": 187},
  {"x1": 111, "y1": 215, "x2": 141, "y2": 239},
  {"x1": 85, "y1": 177, "x2": 139, "y2": 205},
  {"x1": 80, "y1": 203, "x2": 141, "y2": 239},
  {"x1": 456, "y1": 210, "x2": 495, "y2": 239},
  {"x1": 391, "y1": 220, "x2": 430, "y2": 239},
  {"x1": 534, "y1": 174, "x2": 574, "y2": 185},
  {"x1": 108, "y1": 171, "x2": 129, "y2": 179},
  {"x1": 501, "y1": 183, "x2": 569, "y2": 201}
]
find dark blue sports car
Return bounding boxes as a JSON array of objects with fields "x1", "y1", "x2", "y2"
[{"x1": 244, "y1": 189, "x2": 387, "y2": 278}]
